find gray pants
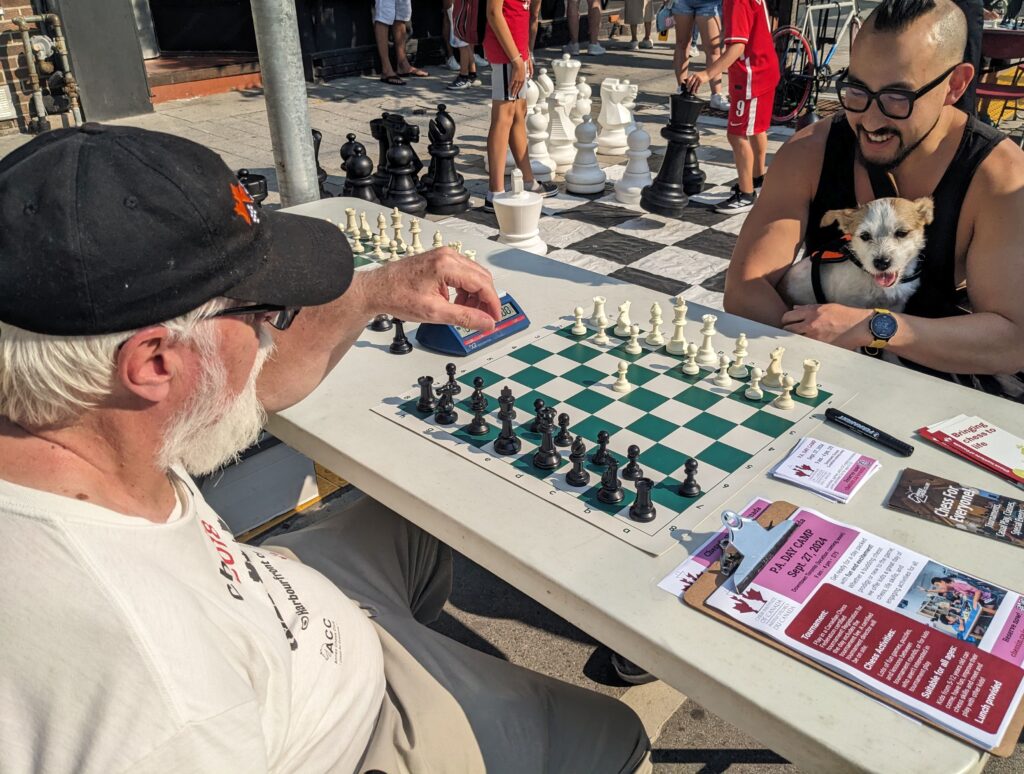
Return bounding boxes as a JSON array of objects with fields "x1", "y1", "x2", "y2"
[{"x1": 268, "y1": 496, "x2": 650, "y2": 774}]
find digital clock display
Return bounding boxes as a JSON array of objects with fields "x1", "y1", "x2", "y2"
[
  {"x1": 454, "y1": 302, "x2": 518, "y2": 337},
  {"x1": 415, "y1": 292, "x2": 529, "y2": 355}
]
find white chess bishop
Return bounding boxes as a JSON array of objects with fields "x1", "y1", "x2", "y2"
[
  {"x1": 571, "y1": 77, "x2": 593, "y2": 125},
  {"x1": 596, "y1": 78, "x2": 634, "y2": 155},
  {"x1": 527, "y1": 105, "x2": 556, "y2": 182},
  {"x1": 546, "y1": 90, "x2": 579, "y2": 172},
  {"x1": 551, "y1": 53, "x2": 581, "y2": 102},
  {"x1": 493, "y1": 169, "x2": 546, "y2": 255},
  {"x1": 565, "y1": 116, "x2": 606, "y2": 194},
  {"x1": 614, "y1": 127, "x2": 653, "y2": 206}
]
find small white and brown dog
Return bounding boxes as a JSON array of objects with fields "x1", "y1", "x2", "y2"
[{"x1": 781, "y1": 196, "x2": 934, "y2": 311}]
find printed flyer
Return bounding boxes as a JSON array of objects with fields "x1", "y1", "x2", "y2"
[{"x1": 705, "y1": 506, "x2": 1024, "y2": 750}]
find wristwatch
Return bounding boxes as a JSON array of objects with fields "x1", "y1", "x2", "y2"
[{"x1": 867, "y1": 308, "x2": 898, "y2": 350}]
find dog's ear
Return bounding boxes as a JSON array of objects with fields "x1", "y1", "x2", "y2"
[
  {"x1": 912, "y1": 196, "x2": 935, "y2": 226},
  {"x1": 820, "y1": 208, "x2": 858, "y2": 234}
]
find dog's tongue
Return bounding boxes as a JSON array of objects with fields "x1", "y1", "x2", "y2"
[{"x1": 874, "y1": 271, "x2": 898, "y2": 288}]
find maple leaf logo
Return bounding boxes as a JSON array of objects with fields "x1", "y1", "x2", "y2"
[{"x1": 230, "y1": 182, "x2": 260, "y2": 226}]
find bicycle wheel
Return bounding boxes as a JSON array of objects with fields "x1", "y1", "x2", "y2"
[{"x1": 772, "y1": 26, "x2": 815, "y2": 124}]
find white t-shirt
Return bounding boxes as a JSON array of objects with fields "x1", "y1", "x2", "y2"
[{"x1": 0, "y1": 469, "x2": 385, "y2": 774}]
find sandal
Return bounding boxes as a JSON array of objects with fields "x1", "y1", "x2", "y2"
[
  {"x1": 397, "y1": 67, "x2": 429, "y2": 77},
  {"x1": 380, "y1": 75, "x2": 406, "y2": 85}
]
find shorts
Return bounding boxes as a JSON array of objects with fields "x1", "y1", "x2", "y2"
[
  {"x1": 374, "y1": 0, "x2": 412, "y2": 25},
  {"x1": 625, "y1": 0, "x2": 655, "y2": 24},
  {"x1": 445, "y1": 6, "x2": 468, "y2": 48},
  {"x1": 491, "y1": 62, "x2": 524, "y2": 101},
  {"x1": 727, "y1": 88, "x2": 773, "y2": 136},
  {"x1": 672, "y1": 0, "x2": 720, "y2": 16}
]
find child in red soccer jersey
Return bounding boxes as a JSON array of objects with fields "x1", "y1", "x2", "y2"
[
  {"x1": 483, "y1": 0, "x2": 558, "y2": 211},
  {"x1": 686, "y1": 0, "x2": 779, "y2": 213}
]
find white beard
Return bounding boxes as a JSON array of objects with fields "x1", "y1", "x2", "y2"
[{"x1": 158, "y1": 327, "x2": 274, "y2": 477}]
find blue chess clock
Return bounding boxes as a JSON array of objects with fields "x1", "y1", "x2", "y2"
[{"x1": 415, "y1": 292, "x2": 529, "y2": 356}]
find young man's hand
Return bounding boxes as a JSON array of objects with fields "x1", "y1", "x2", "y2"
[{"x1": 511, "y1": 56, "x2": 527, "y2": 98}]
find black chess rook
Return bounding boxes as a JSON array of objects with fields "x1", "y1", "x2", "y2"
[
  {"x1": 628, "y1": 477, "x2": 657, "y2": 522},
  {"x1": 416, "y1": 375, "x2": 436, "y2": 413}
]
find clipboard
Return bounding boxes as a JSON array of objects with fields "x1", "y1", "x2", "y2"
[{"x1": 683, "y1": 500, "x2": 1024, "y2": 757}]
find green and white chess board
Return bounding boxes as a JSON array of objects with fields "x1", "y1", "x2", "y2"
[{"x1": 374, "y1": 316, "x2": 851, "y2": 555}]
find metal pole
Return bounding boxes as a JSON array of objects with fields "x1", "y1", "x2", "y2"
[{"x1": 249, "y1": 0, "x2": 319, "y2": 206}]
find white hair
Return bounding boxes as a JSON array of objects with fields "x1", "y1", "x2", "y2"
[{"x1": 0, "y1": 298, "x2": 231, "y2": 429}]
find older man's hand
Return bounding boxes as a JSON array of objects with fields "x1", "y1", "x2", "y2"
[{"x1": 358, "y1": 247, "x2": 503, "y2": 331}]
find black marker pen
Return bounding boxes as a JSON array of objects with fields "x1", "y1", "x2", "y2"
[{"x1": 824, "y1": 407, "x2": 915, "y2": 457}]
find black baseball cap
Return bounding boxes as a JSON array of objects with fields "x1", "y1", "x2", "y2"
[{"x1": 0, "y1": 123, "x2": 354, "y2": 335}]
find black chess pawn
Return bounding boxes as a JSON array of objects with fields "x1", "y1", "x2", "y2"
[
  {"x1": 381, "y1": 118, "x2": 428, "y2": 216},
  {"x1": 680, "y1": 458, "x2": 701, "y2": 498},
  {"x1": 466, "y1": 385, "x2": 490, "y2": 436},
  {"x1": 591, "y1": 430, "x2": 613, "y2": 466},
  {"x1": 345, "y1": 146, "x2": 380, "y2": 203},
  {"x1": 389, "y1": 319, "x2": 413, "y2": 354},
  {"x1": 369, "y1": 313, "x2": 393, "y2": 332},
  {"x1": 565, "y1": 436, "x2": 591, "y2": 487},
  {"x1": 236, "y1": 168, "x2": 268, "y2": 207},
  {"x1": 529, "y1": 398, "x2": 546, "y2": 433},
  {"x1": 494, "y1": 388, "x2": 522, "y2": 455},
  {"x1": 444, "y1": 363, "x2": 462, "y2": 395},
  {"x1": 628, "y1": 478, "x2": 657, "y2": 522},
  {"x1": 532, "y1": 407, "x2": 562, "y2": 470},
  {"x1": 434, "y1": 386, "x2": 457, "y2": 425},
  {"x1": 416, "y1": 375, "x2": 436, "y2": 413},
  {"x1": 597, "y1": 459, "x2": 625, "y2": 505},
  {"x1": 640, "y1": 90, "x2": 706, "y2": 217},
  {"x1": 621, "y1": 445, "x2": 643, "y2": 481},
  {"x1": 311, "y1": 128, "x2": 330, "y2": 198},
  {"x1": 424, "y1": 103, "x2": 471, "y2": 215},
  {"x1": 554, "y1": 413, "x2": 573, "y2": 447},
  {"x1": 340, "y1": 133, "x2": 361, "y2": 196},
  {"x1": 469, "y1": 376, "x2": 486, "y2": 408}
]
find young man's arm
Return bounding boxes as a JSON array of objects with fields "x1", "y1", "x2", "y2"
[
  {"x1": 487, "y1": 0, "x2": 527, "y2": 94},
  {"x1": 685, "y1": 43, "x2": 745, "y2": 91},
  {"x1": 781, "y1": 141, "x2": 1024, "y2": 375}
]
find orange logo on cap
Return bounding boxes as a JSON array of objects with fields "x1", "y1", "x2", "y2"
[{"x1": 230, "y1": 182, "x2": 260, "y2": 226}]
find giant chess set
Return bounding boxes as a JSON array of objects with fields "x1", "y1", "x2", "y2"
[{"x1": 374, "y1": 297, "x2": 852, "y2": 555}]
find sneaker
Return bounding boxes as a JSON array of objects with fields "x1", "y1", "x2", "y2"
[
  {"x1": 468, "y1": 72, "x2": 482, "y2": 86},
  {"x1": 473, "y1": 53, "x2": 490, "y2": 69},
  {"x1": 715, "y1": 189, "x2": 756, "y2": 214},
  {"x1": 610, "y1": 652, "x2": 657, "y2": 685},
  {"x1": 753, "y1": 174, "x2": 765, "y2": 191},
  {"x1": 447, "y1": 74, "x2": 471, "y2": 90},
  {"x1": 445, "y1": 55, "x2": 460, "y2": 72},
  {"x1": 709, "y1": 92, "x2": 730, "y2": 112},
  {"x1": 639, "y1": 38, "x2": 654, "y2": 49},
  {"x1": 482, "y1": 196, "x2": 496, "y2": 213},
  {"x1": 586, "y1": 42, "x2": 607, "y2": 55},
  {"x1": 528, "y1": 180, "x2": 559, "y2": 198},
  {"x1": 628, "y1": 39, "x2": 640, "y2": 50},
  {"x1": 688, "y1": 43, "x2": 700, "y2": 57},
  {"x1": 563, "y1": 42, "x2": 580, "y2": 55}
]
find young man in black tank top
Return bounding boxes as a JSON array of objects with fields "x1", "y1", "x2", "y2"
[{"x1": 723, "y1": 0, "x2": 1024, "y2": 402}]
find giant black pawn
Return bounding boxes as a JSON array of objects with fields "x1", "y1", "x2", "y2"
[
  {"x1": 434, "y1": 388, "x2": 457, "y2": 425},
  {"x1": 621, "y1": 444, "x2": 643, "y2": 481},
  {"x1": 628, "y1": 478, "x2": 657, "y2": 523},
  {"x1": 591, "y1": 430, "x2": 613, "y2": 466},
  {"x1": 382, "y1": 140, "x2": 427, "y2": 215},
  {"x1": 236, "y1": 169, "x2": 268, "y2": 207},
  {"x1": 640, "y1": 90, "x2": 706, "y2": 218},
  {"x1": 345, "y1": 147, "x2": 380, "y2": 204},
  {"x1": 680, "y1": 458, "x2": 702, "y2": 498},
  {"x1": 529, "y1": 398, "x2": 546, "y2": 433},
  {"x1": 494, "y1": 390, "x2": 522, "y2": 455},
  {"x1": 424, "y1": 104, "x2": 471, "y2": 215},
  {"x1": 445, "y1": 363, "x2": 462, "y2": 395},
  {"x1": 369, "y1": 313, "x2": 393, "y2": 332},
  {"x1": 565, "y1": 436, "x2": 591, "y2": 487},
  {"x1": 532, "y1": 408, "x2": 562, "y2": 470},
  {"x1": 389, "y1": 319, "x2": 413, "y2": 354},
  {"x1": 554, "y1": 413, "x2": 573, "y2": 447},
  {"x1": 597, "y1": 459, "x2": 625, "y2": 505},
  {"x1": 311, "y1": 128, "x2": 330, "y2": 198},
  {"x1": 416, "y1": 375, "x2": 436, "y2": 413},
  {"x1": 339, "y1": 133, "x2": 360, "y2": 196}
]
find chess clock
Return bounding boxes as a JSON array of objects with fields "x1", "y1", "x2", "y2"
[{"x1": 415, "y1": 292, "x2": 529, "y2": 356}]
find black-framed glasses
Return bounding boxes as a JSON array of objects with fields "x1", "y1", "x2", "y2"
[
  {"x1": 835, "y1": 65, "x2": 958, "y2": 119},
  {"x1": 209, "y1": 304, "x2": 301, "y2": 331}
]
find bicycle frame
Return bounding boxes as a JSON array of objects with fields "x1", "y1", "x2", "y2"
[{"x1": 798, "y1": 0, "x2": 858, "y2": 71}]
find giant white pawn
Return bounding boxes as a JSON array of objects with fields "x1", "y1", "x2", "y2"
[
  {"x1": 614, "y1": 127, "x2": 653, "y2": 206},
  {"x1": 565, "y1": 116, "x2": 607, "y2": 195},
  {"x1": 527, "y1": 105, "x2": 556, "y2": 182},
  {"x1": 570, "y1": 77, "x2": 593, "y2": 125}
]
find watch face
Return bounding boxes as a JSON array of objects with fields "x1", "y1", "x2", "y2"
[{"x1": 870, "y1": 312, "x2": 898, "y2": 339}]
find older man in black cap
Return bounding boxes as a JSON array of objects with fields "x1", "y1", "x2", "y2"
[{"x1": 0, "y1": 125, "x2": 650, "y2": 773}]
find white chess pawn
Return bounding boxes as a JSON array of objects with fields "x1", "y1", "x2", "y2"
[
  {"x1": 681, "y1": 342, "x2": 700, "y2": 375},
  {"x1": 409, "y1": 218, "x2": 423, "y2": 255},
  {"x1": 645, "y1": 303, "x2": 664, "y2": 346},
  {"x1": 570, "y1": 76, "x2": 593, "y2": 125},
  {"x1": 359, "y1": 211, "x2": 373, "y2": 241},
  {"x1": 350, "y1": 226, "x2": 364, "y2": 254},
  {"x1": 763, "y1": 346, "x2": 786, "y2": 388},
  {"x1": 728, "y1": 333, "x2": 749, "y2": 378},
  {"x1": 464, "y1": 249, "x2": 477, "y2": 262},
  {"x1": 612, "y1": 360, "x2": 632, "y2": 393},
  {"x1": 345, "y1": 207, "x2": 359, "y2": 240},
  {"x1": 527, "y1": 105, "x2": 556, "y2": 182},
  {"x1": 666, "y1": 296, "x2": 688, "y2": 355},
  {"x1": 713, "y1": 353, "x2": 733, "y2": 388},
  {"x1": 572, "y1": 306, "x2": 587, "y2": 335},
  {"x1": 773, "y1": 374, "x2": 796, "y2": 409},
  {"x1": 797, "y1": 358, "x2": 820, "y2": 399},
  {"x1": 614, "y1": 300, "x2": 632, "y2": 336},
  {"x1": 614, "y1": 127, "x2": 653, "y2": 206},
  {"x1": 590, "y1": 295, "x2": 609, "y2": 329},
  {"x1": 745, "y1": 367, "x2": 764, "y2": 401},
  {"x1": 373, "y1": 235, "x2": 385, "y2": 260},
  {"x1": 696, "y1": 314, "x2": 718, "y2": 367},
  {"x1": 565, "y1": 116, "x2": 606, "y2": 195},
  {"x1": 433, "y1": 230, "x2": 444, "y2": 249},
  {"x1": 593, "y1": 326, "x2": 610, "y2": 346},
  {"x1": 388, "y1": 239, "x2": 400, "y2": 262},
  {"x1": 625, "y1": 323, "x2": 642, "y2": 354}
]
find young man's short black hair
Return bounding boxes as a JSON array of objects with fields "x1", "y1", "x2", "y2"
[{"x1": 872, "y1": 0, "x2": 938, "y2": 31}]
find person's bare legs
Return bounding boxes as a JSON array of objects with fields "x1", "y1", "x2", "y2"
[
  {"x1": 530, "y1": 0, "x2": 542, "y2": 51},
  {"x1": 630, "y1": 23, "x2": 639, "y2": 42},
  {"x1": 375, "y1": 21, "x2": 398, "y2": 79},
  {"x1": 673, "y1": 14, "x2": 696, "y2": 87},
  {"x1": 751, "y1": 131, "x2": 768, "y2": 179},
  {"x1": 586, "y1": 0, "x2": 601, "y2": 46},
  {"x1": 510, "y1": 100, "x2": 532, "y2": 183},
  {"x1": 458, "y1": 44, "x2": 474, "y2": 77},
  {"x1": 488, "y1": 98, "x2": 534, "y2": 194},
  {"x1": 644, "y1": 21, "x2": 653, "y2": 42},
  {"x1": 697, "y1": 14, "x2": 724, "y2": 96},
  {"x1": 728, "y1": 133, "x2": 755, "y2": 193},
  {"x1": 442, "y1": 1, "x2": 454, "y2": 60},
  {"x1": 393, "y1": 21, "x2": 427, "y2": 76},
  {"x1": 568, "y1": 0, "x2": 581, "y2": 44}
]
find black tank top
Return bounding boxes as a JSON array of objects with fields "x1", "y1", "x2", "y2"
[{"x1": 805, "y1": 114, "x2": 1023, "y2": 403}]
